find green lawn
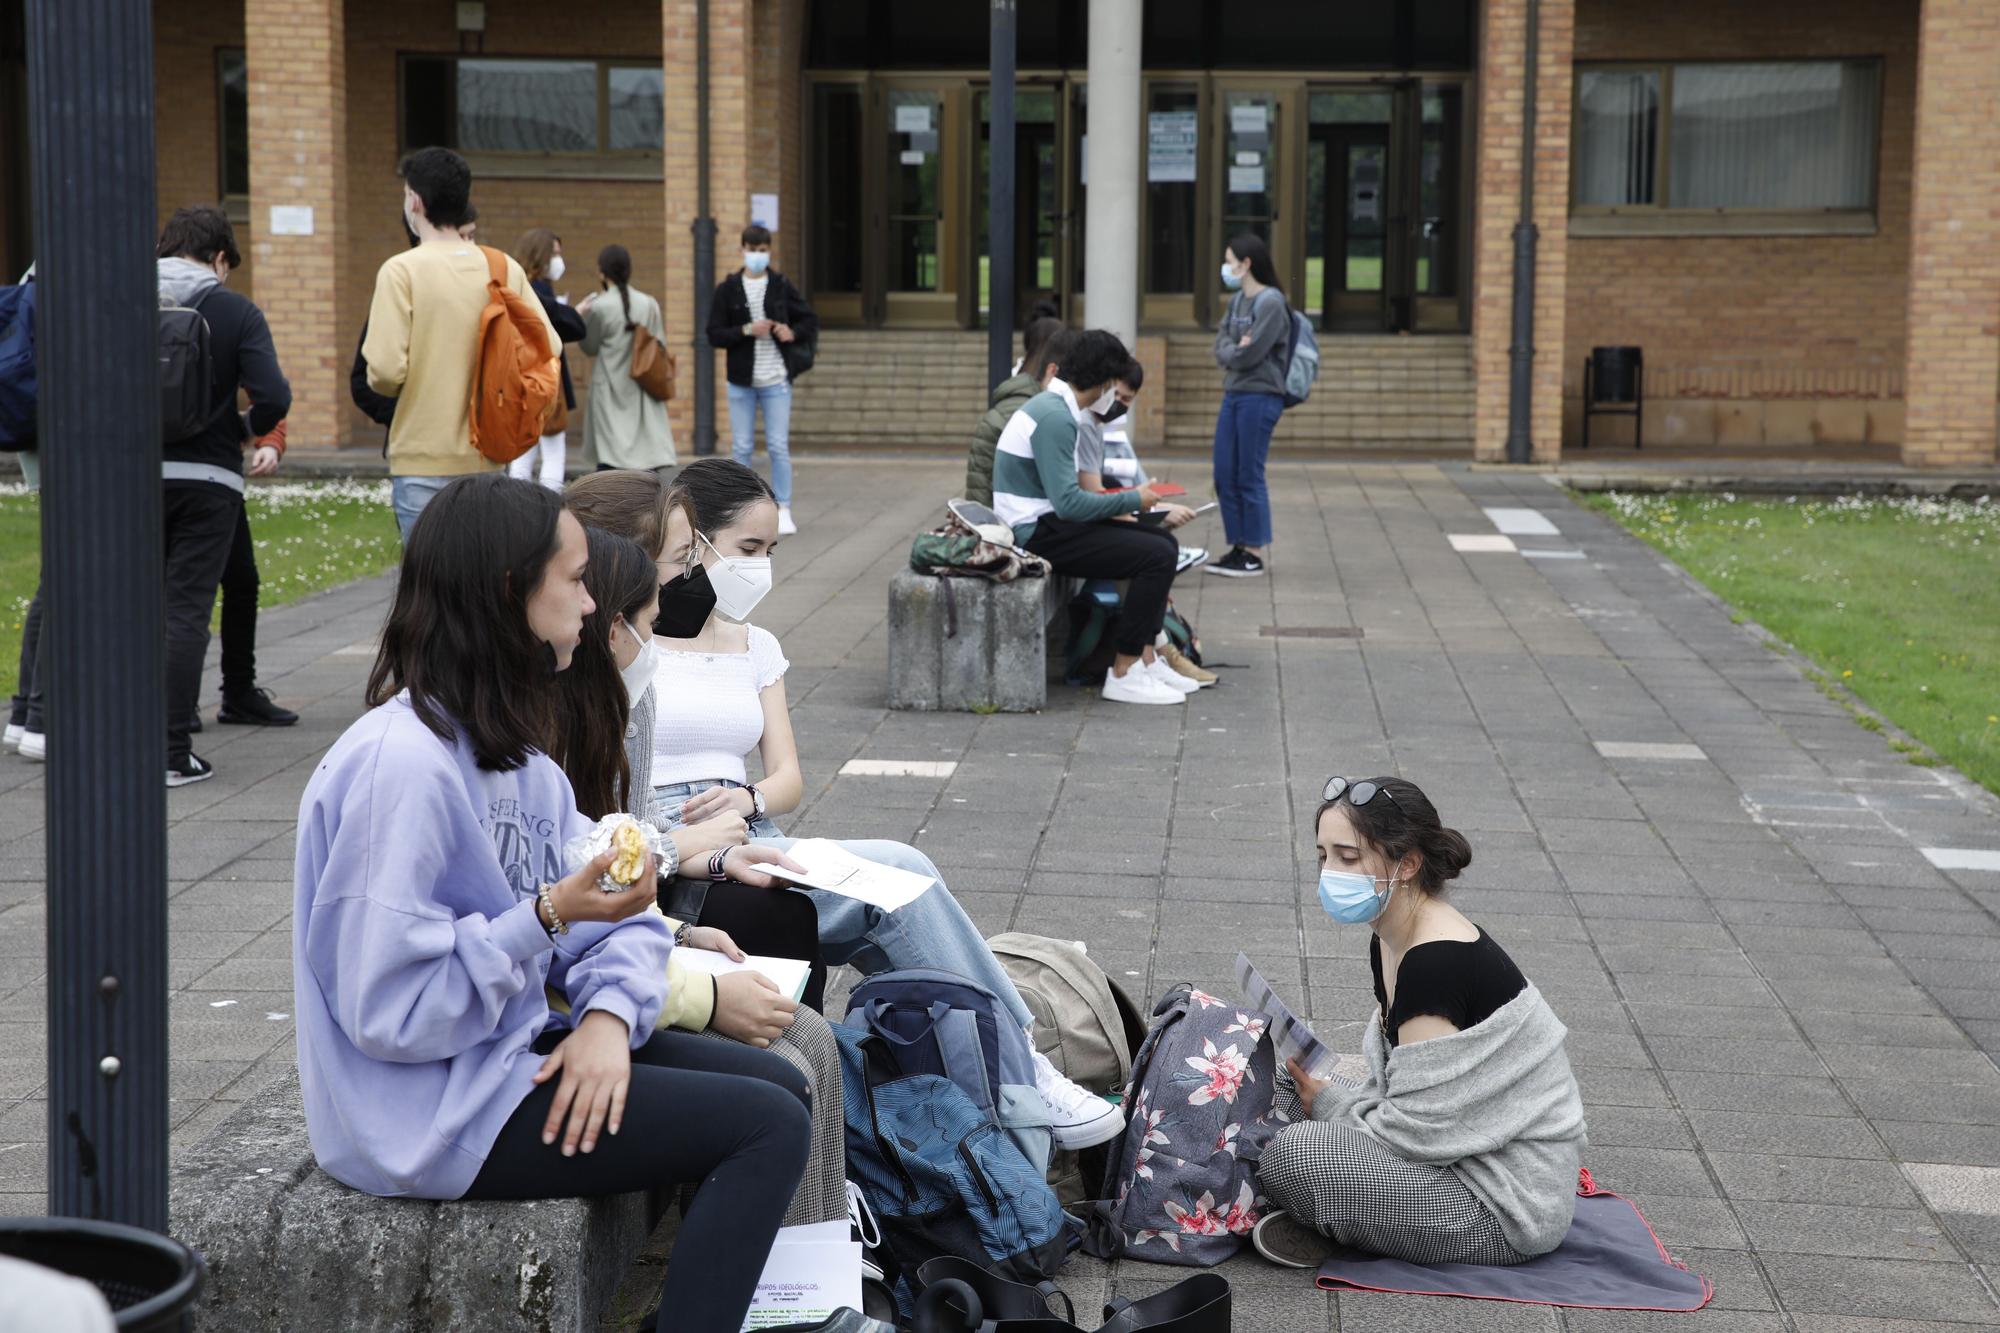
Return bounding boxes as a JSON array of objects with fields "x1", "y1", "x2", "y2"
[
  {"x1": 1581, "y1": 491, "x2": 2000, "y2": 794},
  {"x1": 1, "y1": 479, "x2": 401, "y2": 700}
]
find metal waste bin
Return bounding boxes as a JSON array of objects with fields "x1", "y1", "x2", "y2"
[
  {"x1": 0, "y1": 1218, "x2": 204, "y2": 1332},
  {"x1": 1582, "y1": 345, "x2": 1643, "y2": 449}
]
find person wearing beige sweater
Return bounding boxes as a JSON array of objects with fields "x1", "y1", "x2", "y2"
[{"x1": 364, "y1": 148, "x2": 556, "y2": 542}]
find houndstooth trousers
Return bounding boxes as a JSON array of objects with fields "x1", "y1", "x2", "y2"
[
  {"x1": 693, "y1": 1008, "x2": 847, "y2": 1227},
  {"x1": 1256, "y1": 1083, "x2": 1530, "y2": 1266}
]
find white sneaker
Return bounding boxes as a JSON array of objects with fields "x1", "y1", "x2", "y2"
[
  {"x1": 1030, "y1": 1047, "x2": 1124, "y2": 1150},
  {"x1": 777, "y1": 506, "x2": 799, "y2": 536},
  {"x1": 3, "y1": 723, "x2": 20, "y2": 750},
  {"x1": 1101, "y1": 665, "x2": 1186, "y2": 706},
  {"x1": 17, "y1": 731, "x2": 45, "y2": 762},
  {"x1": 1175, "y1": 546, "x2": 1209, "y2": 574},
  {"x1": 1145, "y1": 657, "x2": 1201, "y2": 694}
]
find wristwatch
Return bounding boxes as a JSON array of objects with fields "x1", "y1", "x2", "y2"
[{"x1": 747, "y1": 785, "x2": 767, "y2": 819}]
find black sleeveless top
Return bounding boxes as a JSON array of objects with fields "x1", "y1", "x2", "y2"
[{"x1": 1370, "y1": 927, "x2": 1527, "y2": 1048}]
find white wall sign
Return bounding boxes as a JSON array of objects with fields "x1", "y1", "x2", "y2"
[
  {"x1": 750, "y1": 193, "x2": 779, "y2": 232},
  {"x1": 1147, "y1": 110, "x2": 1197, "y2": 183},
  {"x1": 268, "y1": 205, "x2": 315, "y2": 237}
]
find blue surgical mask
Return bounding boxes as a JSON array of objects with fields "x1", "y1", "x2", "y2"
[
  {"x1": 1220, "y1": 261, "x2": 1245, "y2": 290},
  {"x1": 1317, "y1": 867, "x2": 1398, "y2": 924},
  {"x1": 743, "y1": 250, "x2": 771, "y2": 274}
]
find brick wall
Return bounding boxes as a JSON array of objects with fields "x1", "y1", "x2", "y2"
[
  {"x1": 1472, "y1": 0, "x2": 1576, "y2": 462},
  {"x1": 1563, "y1": 0, "x2": 1920, "y2": 449},
  {"x1": 1902, "y1": 0, "x2": 2000, "y2": 467}
]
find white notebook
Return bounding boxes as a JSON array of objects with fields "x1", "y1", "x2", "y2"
[{"x1": 673, "y1": 947, "x2": 813, "y2": 1004}]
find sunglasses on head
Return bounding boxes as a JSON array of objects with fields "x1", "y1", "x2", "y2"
[{"x1": 1322, "y1": 776, "x2": 1403, "y2": 813}]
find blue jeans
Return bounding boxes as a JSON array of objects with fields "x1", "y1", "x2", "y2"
[
  {"x1": 727, "y1": 381, "x2": 793, "y2": 505},
  {"x1": 652, "y1": 779, "x2": 1034, "y2": 1030},
  {"x1": 391, "y1": 475, "x2": 452, "y2": 545},
  {"x1": 1212, "y1": 391, "x2": 1283, "y2": 548}
]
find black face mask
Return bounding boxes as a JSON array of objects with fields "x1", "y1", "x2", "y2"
[
  {"x1": 1094, "y1": 401, "x2": 1130, "y2": 425},
  {"x1": 654, "y1": 562, "x2": 718, "y2": 638}
]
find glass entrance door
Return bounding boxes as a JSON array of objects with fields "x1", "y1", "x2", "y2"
[
  {"x1": 1305, "y1": 81, "x2": 1466, "y2": 333},
  {"x1": 877, "y1": 80, "x2": 964, "y2": 326},
  {"x1": 976, "y1": 86, "x2": 1072, "y2": 324}
]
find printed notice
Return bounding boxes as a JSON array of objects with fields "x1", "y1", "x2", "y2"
[
  {"x1": 1229, "y1": 103, "x2": 1269, "y2": 136},
  {"x1": 1147, "y1": 110, "x2": 1197, "y2": 183},
  {"x1": 268, "y1": 205, "x2": 315, "y2": 236},
  {"x1": 758, "y1": 839, "x2": 935, "y2": 912},
  {"x1": 741, "y1": 1221, "x2": 861, "y2": 1331},
  {"x1": 1227, "y1": 165, "x2": 1265, "y2": 195},
  {"x1": 750, "y1": 192, "x2": 780, "y2": 233},
  {"x1": 1234, "y1": 953, "x2": 1336, "y2": 1080},
  {"x1": 894, "y1": 103, "x2": 933, "y2": 134}
]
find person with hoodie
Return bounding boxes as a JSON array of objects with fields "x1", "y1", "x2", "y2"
[
  {"x1": 1249, "y1": 776, "x2": 1586, "y2": 1271},
  {"x1": 156, "y1": 206, "x2": 291, "y2": 785},
  {"x1": 706, "y1": 224, "x2": 817, "y2": 535},
  {"x1": 294, "y1": 474, "x2": 810, "y2": 1329},
  {"x1": 964, "y1": 318, "x2": 1068, "y2": 507}
]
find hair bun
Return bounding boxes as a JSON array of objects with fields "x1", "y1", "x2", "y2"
[{"x1": 1431, "y1": 827, "x2": 1473, "y2": 880}]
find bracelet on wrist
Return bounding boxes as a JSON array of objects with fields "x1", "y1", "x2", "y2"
[
  {"x1": 707, "y1": 849, "x2": 729, "y2": 881},
  {"x1": 674, "y1": 920, "x2": 691, "y2": 947},
  {"x1": 537, "y1": 883, "x2": 569, "y2": 937}
]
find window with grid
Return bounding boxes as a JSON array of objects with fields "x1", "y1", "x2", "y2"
[{"x1": 400, "y1": 56, "x2": 663, "y2": 174}]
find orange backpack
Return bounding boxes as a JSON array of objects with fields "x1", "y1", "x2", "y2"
[{"x1": 469, "y1": 246, "x2": 560, "y2": 465}]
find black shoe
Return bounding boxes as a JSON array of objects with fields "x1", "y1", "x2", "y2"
[
  {"x1": 166, "y1": 753, "x2": 215, "y2": 787},
  {"x1": 1205, "y1": 546, "x2": 1267, "y2": 578},
  {"x1": 219, "y1": 686, "x2": 298, "y2": 727}
]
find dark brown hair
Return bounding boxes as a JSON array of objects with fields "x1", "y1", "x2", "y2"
[
  {"x1": 669, "y1": 457, "x2": 775, "y2": 536},
  {"x1": 513, "y1": 227, "x2": 560, "y2": 282},
  {"x1": 157, "y1": 206, "x2": 241, "y2": 268},
  {"x1": 598, "y1": 243, "x2": 634, "y2": 325},
  {"x1": 1316, "y1": 776, "x2": 1473, "y2": 896},
  {"x1": 365, "y1": 475, "x2": 564, "y2": 771},
  {"x1": 563, "y1": 469, "x2": 690, "y2": 561},
  {"x1": 550, "y1": 528, "x2": 658, "y2": 819},
  {"x1": 1020, "y1": 317, "x2": 1065, "y2": 379},
  {"x1": 741, "y1": 223, "x2": 773, "y2": 247}
]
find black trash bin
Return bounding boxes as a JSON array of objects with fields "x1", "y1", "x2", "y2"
[{"x1": 0, "y1": 1217, "x2": 204, "y2": 1332}]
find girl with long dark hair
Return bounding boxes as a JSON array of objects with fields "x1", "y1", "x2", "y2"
[
  {"x1": 294, "y1": 474, "x2": 808, "y2": 1328},
  {"x1": 579, "y1": 244, "x2": 675, "y2": 473},
  {"x1": 1208, "y1": 231, "x2": 1289, "y2": 578},
  {"x1": 506, "y1": 227, "x2": 586, "y2": 490},
  {"x1": 548, "y1": 524, "x2": 848, "y2": 1225}
]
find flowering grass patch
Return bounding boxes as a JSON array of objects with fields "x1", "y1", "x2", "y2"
[
  {"x1": 0, "y1": 479, "x2": 398, "y2": 699},
  {"x1": 1581, "y1": 490, "x2": 2000, "y2": 794}
]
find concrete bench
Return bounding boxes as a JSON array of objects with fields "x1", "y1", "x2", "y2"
[
  {"x1": 170, "y1": 1069, "x2": 664, "y2": 1332},
  {"x1": 887, "y1": 568, "x2": 1078, "y2": 712}
]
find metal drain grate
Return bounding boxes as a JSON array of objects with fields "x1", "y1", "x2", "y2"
[{"x1": 1259, "y1": 626, "x2": 1363, "y2": 639}]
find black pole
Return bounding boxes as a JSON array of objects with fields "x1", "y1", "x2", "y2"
[
  {"x1": 987, "y1": 0, "x2": 1017, "y2": 392},
  {"x1": 1503, "y1": 0, "x2": 1540, "y2": 465},
  {"x1": 691, "y1": 0, "x2": 717, "y2": 455},
  {"x1": 26, "y1": 0, "x2": 170, "y2": 1228}
]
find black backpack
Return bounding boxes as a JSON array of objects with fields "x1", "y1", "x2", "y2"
[{"x1": 159, "y1": 289, "x2": 216, "y2": 445}]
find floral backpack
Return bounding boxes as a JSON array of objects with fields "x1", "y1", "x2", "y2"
[{"x1": 1081, "y1": 983, "x2": 1289, "y2": 1267}]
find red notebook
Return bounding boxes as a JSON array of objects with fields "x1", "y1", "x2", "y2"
[{"x1": 1106, "y1": 482, "x2": 1187, "y2": 497}]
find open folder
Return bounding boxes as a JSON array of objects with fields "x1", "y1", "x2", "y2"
[{"x1": 672, "y1": 947, "x2": 813, "y2": 1004}]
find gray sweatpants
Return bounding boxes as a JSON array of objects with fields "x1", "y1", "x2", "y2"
[{"x1": 1257, "y1": 1086, "x2": 1529, "y2": 1267}]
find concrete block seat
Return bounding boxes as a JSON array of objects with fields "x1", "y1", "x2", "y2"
[
  {"x1": 170, "y1": 1069, "x2": 664, "y2": 1332},
  {"x1": 887, "y1": 568, "x2": 1079, "y2": 712}
]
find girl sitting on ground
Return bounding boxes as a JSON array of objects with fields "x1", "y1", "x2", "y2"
[
  {"x1": 547, "y1": 524, "x2": 847, "y2": 1226},
  {"x1": 647, "y1": 457, "x2": 1126, "y2": 1152},
  {"x1": 1251, "y1": 776, "x2": 1586, "y2": 1270},
  {"x1": 293, "y1": 475, "x2": 807, "y2": 1329}
]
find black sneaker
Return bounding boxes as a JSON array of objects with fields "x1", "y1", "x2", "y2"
[
  {"x1": 166, "y1": 753, "x2": 215, "y2": 787},
  {"x1": 1205, "y1": 546, "x2": 1267, "y2": 578},
  {"x1": 219, "y1": 686, "x2": 299, "y2": 727}
]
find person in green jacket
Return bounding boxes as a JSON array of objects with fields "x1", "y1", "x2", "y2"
[{"x1": 963, "y1": 317, "x2": 1069, "y2": 505}]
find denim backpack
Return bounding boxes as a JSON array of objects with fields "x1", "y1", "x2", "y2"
[
  {"x1": 1083, "y1": 983, "x2": 1289, "y2": 1267},
  {"x1": 845, "y1": 968, "x2": 1054, "y2": 1173},
  {"x1": 833, "y1": 1023, "x2": 1075, "y2": 1317}
]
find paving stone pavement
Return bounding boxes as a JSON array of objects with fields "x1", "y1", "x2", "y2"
[{"x1": 4, "y1": 458, "x2": 2000, "y2": 1330}]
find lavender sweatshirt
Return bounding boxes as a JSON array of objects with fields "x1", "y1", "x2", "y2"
[{"x1": 293, "y1": 695, "x2": 672, "y2": 1199}]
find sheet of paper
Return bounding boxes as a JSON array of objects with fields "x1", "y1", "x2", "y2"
[
  {"x1": 1235, "y1": 953, "x2": 1336, "y2": 1080},
  {"x1": 1147, "y1": 109, "x2": 1198, "y2": 183},
  {"x1": 760, "y1": 838, "x2": 934, "y2": 911},
  {"x1": 1228, "y1": 165, "x2": 1266, "y2": 195},
  {"x1": 741, "y1": 1221, "x2": 862, "y2": 1331},
  {"x1": 750, "y1": 192, "x2": 780, "y2": 233},
  {"x1": 894, "y1": 103, "x2": 933, "y2": 134},
  {"x1": 671, "y1": 947, "x2": 812, "y2": 1004}
]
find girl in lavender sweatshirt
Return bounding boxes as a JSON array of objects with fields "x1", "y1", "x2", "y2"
[{"x1": 293, "y1": 475, "x2": 809, "y2": 1329}]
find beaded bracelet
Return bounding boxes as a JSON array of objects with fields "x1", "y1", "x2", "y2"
[{"x1": 537, "y1": 883, "x2": 569, "y2": 936}]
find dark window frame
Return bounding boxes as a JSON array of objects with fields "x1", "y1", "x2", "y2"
[
  {"x1": 218, "y1": 47, "x2": 248, "y2": 214},
  {"x1": 395, "y1": 52, "x2": 664, "y2": 181}
]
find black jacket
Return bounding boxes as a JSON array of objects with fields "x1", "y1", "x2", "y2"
[
  {"x1": 349, "y1": 320, "x2": 396, "y2": 450},
  {"x1": 164, "y1": 286, "x2": 290, "y2": 485},
  {"x1": 530, "y1": 277, "x2": 589, "y2": 409},
  {"x1": 705, "y1": 269, "x2": 818, "y2": 388}
]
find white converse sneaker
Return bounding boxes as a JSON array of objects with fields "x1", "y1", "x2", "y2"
[
  {"x1": 777, "y1": 506, "x2": 799, "y2": 536},
  {"x1": 1030, "y1": 1047, "x2": 1124, "y2": 1150},
  {"x1": 1101, "y1": 665, "x2": 1186, "y2": 706},
  {"x1": 1145, "y1": 657, "x2": 1201, "y2": 694},
  {"x1": 17, "y1": 731, "x2": 45, "y2": 763}
]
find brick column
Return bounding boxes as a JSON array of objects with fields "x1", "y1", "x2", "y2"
[
  {"x1": 1471, "y1": 0, "x2": 1575, "y2": 463},
  {"x1": 1901, "y1": 0, "x2": 2000, "y2": 468},
  {"x1": 245, "y1": 0, "x2": 345, "y2": 450},
  {"x1": 664, "y1": 0, "x2": 753, "y2": 449}
]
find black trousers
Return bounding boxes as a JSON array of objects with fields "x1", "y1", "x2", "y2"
[
  {"x1": 163, "y1": 486, "x2": 241, "y2": 761},
  {"x1": 1024, "y1": 515, "x2": 1179, "y2": 657},
  {"x1": 666, "y1": 877, "x2": 829, "y2": 1013},
  {"x1": 217, "y1": 500, "x2": 259, "y2": 700},
  {"x1": 466, "y1": 1026, "x2": 811, "y2": 1330},
  {"x1": 8, "y1": 583, "x2": 41, "y2": 731}
]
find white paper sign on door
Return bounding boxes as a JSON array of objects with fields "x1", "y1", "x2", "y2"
[
  {"x1": 1147, "y1": 110, "x2": 1198, "y2": 183},
  {"x1": 1229, "y1": 103, "x2": 1269, "y2": 136},
  {"x1": 1228, "y1": 165, "x2": 1266, "y2": 195},
  {"x1": 894, "y1": 103, "x2": 933, "y2": 134}
]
